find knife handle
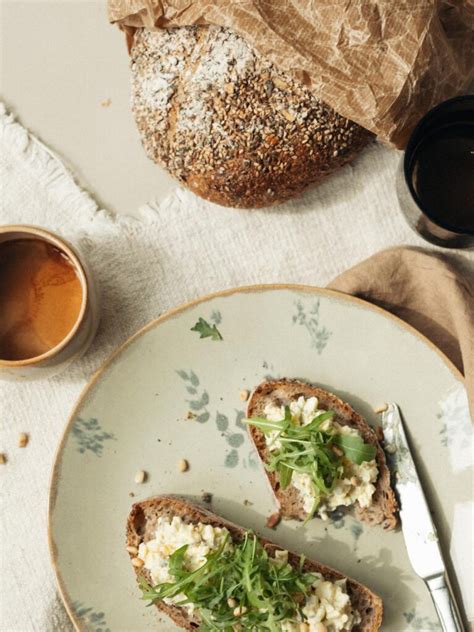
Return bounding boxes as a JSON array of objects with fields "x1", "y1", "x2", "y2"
[{"x1": 426, "y1": 574, "x2": 465, "y2": 632}]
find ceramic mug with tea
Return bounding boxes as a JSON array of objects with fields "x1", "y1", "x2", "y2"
[{"x1": 0, "y1": 225, "x2": 100, "y2": 380}]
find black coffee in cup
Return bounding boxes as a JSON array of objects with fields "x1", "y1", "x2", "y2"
[{"x1": 397, "y1": 96, "x2": 474, "y2": 248}]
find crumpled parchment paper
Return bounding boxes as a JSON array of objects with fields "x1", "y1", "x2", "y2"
[{"x1": 108, "y1": 0, "x2": 474, "y2": 147}]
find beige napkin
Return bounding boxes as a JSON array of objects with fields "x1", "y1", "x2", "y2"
[{"x1": 328, "y1": 246, "x2": 474, "y2": 418}]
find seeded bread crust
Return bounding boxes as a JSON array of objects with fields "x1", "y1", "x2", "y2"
[
  {"x1": 247, "y1": 379, "x2": 398, "y2": 529},
  {"x1": 126, "y1": 495, "x2": 383, "y2": 631},
  {"x1": 130, "y1": 25, "x2": 372, "y2": 209}
]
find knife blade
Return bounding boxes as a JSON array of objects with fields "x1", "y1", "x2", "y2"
[{"x1": 381, "y1": 403, "x2": 465, "y2": 632}]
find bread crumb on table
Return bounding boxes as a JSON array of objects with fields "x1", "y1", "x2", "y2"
[
  {"x1": 0, "y1": 453, "x2": 6, "y2": 465},
  {"x1": 18, "y1": 433, "x2": 28, "y2": 448},
  {"x1": 100, "y1": 98, "x2": 112, "y2": 107},
  {"x1": 178, "y1": 459, "x2": 189, "y2": 472},
  {"x1": 374, "y1": 403, "x2": 388, "y2": 414},
  {"x1": 266, "y1": 511, "x2": 282, "y2": 529},
  {"x1": 134, "y1": 470, "x2": 147, "y2": 484}
]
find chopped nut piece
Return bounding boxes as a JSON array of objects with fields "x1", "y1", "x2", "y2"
[
  {"x1": 274, "y1": 549, "x2": 288, "y2": 564},
  {"x1": 374, "y1": 403, "x2": 388, "y2": 414},
  {"x1": 134, "y1": 470, "x2": 147, "y2": 484},
  {"x1": 227, "y1": 597, "x2": 237, "y2": 608},
  {"x1": 132, "y1": 557, "x2": 144, "y2": 568},
  {"x1": 233, "y1": 606, "x2": 247, "y2": 617},
  {"x1": 332, "y1": 445, "x2": 343, "y2": 457},
  {"x1": 350, "y1": 476, "x2": 360, "y2": 486},
  {"x1": 0, "y1": 453, "x2": 6, "y2": 465},
  {"x1": 126, "y1": 545, "x2": 138, "y2": 555},
  {"x1": 18, "y1": 433, "x2": 28, "y2": 448},
  {"x1": 239, "y1": 389, "x2": 249, "y2": 402},
  {"x1": 266, "y1": 511, "x2": 281, "y2": 529},
  {"x1": 178, "y1": 459, "x2": 189, "y2": 472}
]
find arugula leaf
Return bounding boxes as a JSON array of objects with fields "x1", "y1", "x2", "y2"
[
  {"x1": 140, "y1": 532, "x2": 317, "y2": 630},
  {"x1": 332, "y1": 433, "x2": 376, "y2": 465},
  {"x1": 246, "y1": 408, "x2": 376, "y2": 517},
  {"x1": 168, "y1": 544, "x2": 188, "y2": 579},
  {"x1": 191, "y1": 318, "x2": 223, "y2": 341},
  {"x1": 279, "y1": 463, "x2": 293, "y2": 489}
]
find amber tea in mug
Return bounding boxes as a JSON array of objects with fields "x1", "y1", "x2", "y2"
[{"x1": 0, "y1": 238, "x2": 83, "y2": 361}]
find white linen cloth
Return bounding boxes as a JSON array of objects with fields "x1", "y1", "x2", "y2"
[{"x1": 0, "y1": 103, "x2": 473, "y2": 632}]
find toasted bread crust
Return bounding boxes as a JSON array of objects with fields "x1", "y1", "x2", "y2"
[
  {"x1": 126, "y1": 495, "x2": 383, "y2": 631},
  {"x1": 246, "y1": 379, "x2": 398, "y2": 529}
]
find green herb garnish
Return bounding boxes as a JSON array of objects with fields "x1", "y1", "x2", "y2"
[
  {"x1": 246, "y1": 406, "x2": 376, "y2": 516},
  {"x1": 191, "y1": 318, "x2": 223, "y2": 341},
  {"x1": 139, "y1": 532, "x2": 316, "y2": 631}
]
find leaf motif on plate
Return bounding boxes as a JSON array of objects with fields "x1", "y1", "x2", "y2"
[
  {"x1": 176, "y1": 373, "x2": 250, "y2": 467},
  {"x1": 188, "y1": 391, "x2": 209, "y2": 411},
  {"x1": 71, "y1": 601, "x2": 111, "y2": 632},
  {"x1": 196, "y1": 412, "x2": 210, "y2": 424},
  {"x1": 225, "y1": 449, "x2": 239, "y2": 468},
  {"x1": 403, "y1": 609, "x2": 441, "y2": 630},
  {"x1": 189, "y1": 371, "x2": 200, "y2": 387},
  {"x1": 235, "y1": 410, "x2": 246, "y2": 431},
  {"x1": 210, "y1": 310, "x2": 222, "y2": 325},
  {"x1": 71, "y1": 418, "x2": 115, "y2": 457},
  {"x1": 227, "y1": 433, "x2": 245, "y2": 448},
  {"x1": 216, "y1": 412, "x2": 229, "y2": 432},
  {"x1": 292, "y1": 299, "x2": 332, "y2": 354},
  {"x1": 351, "y1": 522, "x2": 363, "y2": 542},
  {"x1": 437, "y1": 386, "x2": 473, "y2": 472},
  {"x1": 247, "y1": 449, "x2": 260, "y2": 469}
]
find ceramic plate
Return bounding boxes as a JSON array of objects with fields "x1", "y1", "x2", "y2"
[{"x1": 49, "y1": 286, "x2": 473, "y2": 632}]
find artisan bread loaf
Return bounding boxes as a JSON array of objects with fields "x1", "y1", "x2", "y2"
[
  {"x1": 127, "y1": 495, "x2": 383, "y2": 631},
  {"x1": 131, "y1": 26, "x2": 371, "y2": 208},
  {"x1": 247, "y1": 379, "x2": 398, "y2": 529}
]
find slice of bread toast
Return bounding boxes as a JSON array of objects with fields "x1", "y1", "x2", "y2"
[
  {"x1": 126, "y1": 495, "x2": 383, "y2": 631},
  {"x1": 247, "y1": 379, "x2": 398, "y2": 529}
]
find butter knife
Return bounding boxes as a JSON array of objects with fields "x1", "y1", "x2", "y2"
[{"x1": 381, "y1": 403, "x2": 465, "y2": 632}]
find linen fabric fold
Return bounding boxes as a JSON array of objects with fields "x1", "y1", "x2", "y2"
[{"x1": 329, "y1": 247, "x2": 474, "y2": 417}]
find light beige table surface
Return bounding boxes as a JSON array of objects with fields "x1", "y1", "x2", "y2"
[
  {"x1": 1, "y1": 0, "x2": 176, "y2": 217},
  {"x1": 1, "y1": 5, "x2": 473, "y2": 632}
]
